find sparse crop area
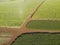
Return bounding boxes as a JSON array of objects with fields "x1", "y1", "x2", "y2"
[
  {"x1": 12, "y1": 33, "x2": 60, "y2": 45},
  {"x1": 0, "y1": 31, "x2": 13, "y2": 45}
]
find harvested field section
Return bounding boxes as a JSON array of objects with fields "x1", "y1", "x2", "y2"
[
  {"x1": 0, "y1": 31, "x2": 13, "y2": 45},
  {"x1": 12, "y1": 33, "x2": 60, "y2": 45},
  {"x1": 26, "y1": 20, "x2": 60, "y2": 30}
]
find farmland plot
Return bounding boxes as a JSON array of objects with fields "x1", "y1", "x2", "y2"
[
  {"x1": 27, "y1": 20, "x2": 60, "y2": 30},
  {"x1": 0, "y1": 31, "x2": 13, "y2": 45},
  {"x1": 32, "y1": 0, "x2": 60, "y2": 20},
  {"x1": 12, "y1": 33, "x2": 60, "y2": 45},
  {"x1": 27, "y1": 0, "x2": 60, "y2": 30},
  {"x1": 0, "y1": 0, "x2": 42, "y2": 27}
]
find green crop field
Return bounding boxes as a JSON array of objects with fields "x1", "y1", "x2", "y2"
[
  {"x1": 27, "y1": 20, "x2": 60, "y2": 30},
  {"x1": 0, "y1": 1, "x2": 24, "y2": 27},
  {"x1": 0, "y1": 0, "x2": 60, "y2": 45},
  {"x1": 32, "y1": 0, "x2": 60, "y2": 20},
  {"x1": 12, "y1": 33, "x2": 60, "y2": 45},
  {"x1": 0, "y1": 0, "x2": 42, "y2": 27},
  {"x1": 27, "y1": 0, "x2": 60, "y2": 30}
]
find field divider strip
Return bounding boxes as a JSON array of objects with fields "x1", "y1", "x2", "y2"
[{"x1": 32, "y1": 18, "x2": 60, "y2": 21}]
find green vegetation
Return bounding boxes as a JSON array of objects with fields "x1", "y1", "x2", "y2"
[
  {"x1": 12, "y1": 33, "x2": 60, "y2": 45},
  {"x1": 0, "y1": 31, "x2": 13, "y2": 45},
  {"x1": 0, "y1": 1, "x2": 24, "y2": 27},
  {"x1": 27, "y1": 20, "x2": 60, "y2": 30},
  {"x1": 32, "y1": 0, "x2": 60, "y2": 20},
  {"x1": 0, "y1": 0, "x2": 42, "y2": 27},
  {"x1": 27, "y1": 0, "x2": 60, "y2": 30}
]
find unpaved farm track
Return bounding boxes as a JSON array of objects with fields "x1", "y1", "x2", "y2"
[{"x1": 0, "y1": 0, "x2": 60, "y2": 45}]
